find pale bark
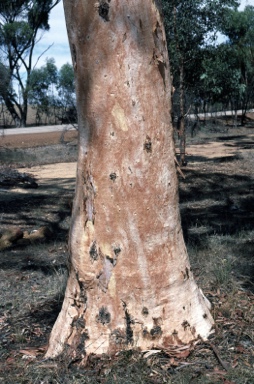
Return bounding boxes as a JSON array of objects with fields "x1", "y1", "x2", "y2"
[{"x1": 46, "y1": 0, "x2": 214, "y2": 360}]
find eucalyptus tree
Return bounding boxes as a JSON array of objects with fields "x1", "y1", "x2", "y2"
[
  {"x1": 28, "y1": 57, "x2": 58, "y2": 125},
  {"x1": 0, "y1": 55, "x2": 18, "y2": 126},
  {"x1": 0, "y1": 0, "x2": 60, "y2": 127},
  {"x1": 221, "y1": 5, "x2": 254, "y2": 122},
  {"x1": 56, "y1": 62, "x2": 77, "y2": 124},
  {"x1": 45, "y1": 0, "x2": 214, "y2": 361},
  {"x1": 0, "y1": 58, "x2": 13, "y2": 126},
  {"x1": 200, "y1": 43, "x2": 245, "y2": 123},
  {"x1": 161, "y1": 0, "x2": 239, "y2": 165}
]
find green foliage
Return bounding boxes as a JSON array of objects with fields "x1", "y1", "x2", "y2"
[
  {"x1": 29, "y1": 57, "x2": 58, "y2": 96},
  {"x1": 28, "y1": 59, "x2": 77, "y2": 126},
  {"x1": 222, "y1": 5, "x2": 254, "y2": 44},
  {"x1": 200, "y1": 44, "x2": 242, "y2": 105},
  {"x1": 56, "y1": 62, "x2": 77, "y2": 124},
  {"x1": 0, "y1": 60, "x2": 10, "y2": 96},
  {"x1": 57, "y1": 63, "x2": 75, "y2": 103},
  {"x1": 28, "y1": 58, "x2": 58, "y2": 122},
  {"x1": 160, "y1": 0, "x2": 239, "y2": 164},
  {"x1": 0, "y1": 0, "x2": 60, "y2": 127},
  {"x1": 224, "y1": 6, "x2": 254, "y2": 112},
  {"x1": 200, "y1": 5, "x2": 254, "y2": 115},
  {"x1": 157, "y1": 1, "x2": 254, "y2": 153},
  {"x1": 161, "y1": 0, "x2": 239, "y2": 86},
  {"x1": 0, "y1": 21, "x2": 33, "y2": 50},
  {"x1": 28, "y1": 0, "x2": 53, "y2": 31}
]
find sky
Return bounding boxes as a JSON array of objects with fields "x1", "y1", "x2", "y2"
[
  {"x1": 33, "y1": 1, "x2": 71, "y2": 70},
  {"x1": 34, "y1": 0, "x2": 254, "y2": 71}
]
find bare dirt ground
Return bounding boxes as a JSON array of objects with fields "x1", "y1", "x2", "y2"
[
  {"x1": 187, "y1": 132, "x2": 254, "y2": 159},
  {"x1": 0, "y1": 129, "x2": 78, "y2": 149},
  {"x1": 0, "y1": 124, "x2": 254, "y2": 383}
]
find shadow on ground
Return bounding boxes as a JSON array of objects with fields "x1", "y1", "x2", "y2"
[
  {"x1": 0, "y1": 182, "x2": 74, "y2": 272},
  {"x1": 179, "y1": 149, "x2": 254, "y2": 292}
]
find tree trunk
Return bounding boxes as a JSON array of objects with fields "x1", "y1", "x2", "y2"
[
  {"x1": 178, "y1": 59, "x2": 186, "y2": 166},
  {"x1": 20, "y1": 89, "x2": 28, "y2": 128},
  {"x1": 2, "y1": 93, "x2": 22, "y2": 127},
  {"x1": 46, "y1": 0, "x2": 213, "y2": 360}
]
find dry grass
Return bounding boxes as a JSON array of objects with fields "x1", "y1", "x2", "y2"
[{"x1": 0, "y1": 123, "x2": 254, "y2": 383}]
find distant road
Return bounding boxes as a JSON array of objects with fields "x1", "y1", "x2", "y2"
[
  {"x1": 189, "y1": 109, "x2": 254, "y2": 119},
  {"x1": 1, "y1": 124, "x2": 75, "y2": 136},
  {"x1": 1, "y1": 109, "x2": 254, "y2": 134}
]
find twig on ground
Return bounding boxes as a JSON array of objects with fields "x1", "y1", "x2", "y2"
[
  {"x1": 174, "y1": 156, "x2": 186, "y2": 179},
  {"x1": 205, "y1": 341, "x2": 230, "y2": 371}
]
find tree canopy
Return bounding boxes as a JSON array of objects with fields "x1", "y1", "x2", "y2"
[
  {"x1": 0, "y1": 0, "x2": 60, "y2": 127},
  {"x1": 27, "y1": 59, "x2": 76, "y2": 126},
  {"x1": 160, "y1": 0, "x2": 239, "y2": 164}
]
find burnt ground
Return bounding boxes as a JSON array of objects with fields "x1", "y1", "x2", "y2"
[{"x1": 0, "y1": 123, "x2": 253, "y2": 383}]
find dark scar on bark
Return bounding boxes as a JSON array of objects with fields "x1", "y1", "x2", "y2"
[
  {"x1": 142, "y1": 307, "x2": 149, "y2": 316},
  {"x1": 96, "y1": 306, "x2": 111, "y2": 325},
  {"x1": 89, "y1": 241, "x2": 98, "y2": 261},
  {"x1": 71, "y1": 44, "x2": 77, "y2": 70},
  {"x1": 77, "y1": 332, "x2": 89, "y2": 354},
  {"x1": 74, "y1": 274, "x2": 87, "y2": 307},
  {"x1": 113, "y1": 247, "x2": 121, "y2": 256},
  {"x1": 109, "y1": 172, "x2": 117, "y2": 181},
  {"x1": 110, "y1": 329, "x2": 125, "y2": 345},
  {"x1": 150, "y1": 325, "x2": 162, "y2": 338},
  {"x1": 157, "y1": 60, "x2": 166, "y2": 88},
  {"x1": 98, "y1": 2, "x2": 110, "y2": 22},
  {"x1": 72, "y1": 317, "x2": 86, "y2": 329},
  {"x1": 122, "y1": 300, "x2": 134, "y2": 344},
  {"x1": 182, "y1": 320, "x2": 190, "y2": 330},
  {"x1": 182, "y1": 267, "x2": 190, "y2": 280},
  {"x1": 144, "y1": 136, "x2": 152, "y2": 153},
  {"x1": 106, "y1": 255, "x2": 114, "y2": 264}
]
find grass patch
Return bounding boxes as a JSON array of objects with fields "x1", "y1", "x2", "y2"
[{"x1": 0, "y1": 143, "x2": 77, "y2": 167}]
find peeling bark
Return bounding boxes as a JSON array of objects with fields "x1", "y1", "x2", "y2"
[{"x1": 46, "y1": 0, "x2": 214, "y2": 360}]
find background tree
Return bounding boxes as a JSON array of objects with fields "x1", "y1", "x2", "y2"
[
  {"x1": 161, "y1": 0, "x2": 239, "y2": 165},
  {"x1": 28, "y1": 57, "x2": 58, "y2": 125},
  {"x1": 45, "y1": 0, "x2": 214, "y2": 361},
  {"x1": 0, "y1": 52, "x2": 19, "y2": 126},
  {"x1": 28, "y1": 59, "x2": 77, "y2": 126},
  {"x1": 200, "y1": 43, "x2": 245, "y2": 124},
  {"x1": 0, "y1": 0, "x2": 60, "y2": 127},
  {"x1": 56, "y1": 62, "x2": 77, "y2": 124},
  {"x1": 220, "y1": 5, "x2": 254, "y2": 123}
]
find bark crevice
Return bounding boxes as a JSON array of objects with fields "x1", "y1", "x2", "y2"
[
  {"x1": 122, "y1": 301, "x2": 134, "y2": 345},
  {"x1": 98, "y1": 1, "x2": 110, "y2": 22}
]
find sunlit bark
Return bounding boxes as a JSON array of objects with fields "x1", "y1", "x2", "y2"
[{"x1": 46, "y1": 0, "x2": 214, "y2": 360}]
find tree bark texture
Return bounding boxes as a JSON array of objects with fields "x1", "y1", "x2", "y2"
[{"x1": 46, "y1": 0, "x2": 214, "y2": 359}]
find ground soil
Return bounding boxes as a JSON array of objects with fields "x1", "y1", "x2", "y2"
[
  {"x1": 0, "y1": 124, "x2": 253, "y2": 383},
  {"x1": 1, "y1": 130, "x2": 78, "y2": 149}
]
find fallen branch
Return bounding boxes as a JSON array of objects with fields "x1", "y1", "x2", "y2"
[
  {"x1": 205, "y1": 341, "x2": 230, "y2": 371},
  {"x1": 174, "y1": 156, "x2": 185, "y2": 179}
]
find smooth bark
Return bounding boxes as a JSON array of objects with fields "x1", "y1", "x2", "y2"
[{"x1": 46, "y1": 0, "x2": 214, "y2": 360}]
